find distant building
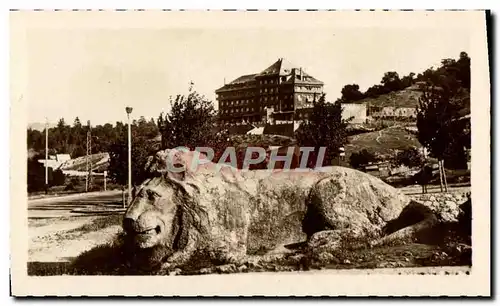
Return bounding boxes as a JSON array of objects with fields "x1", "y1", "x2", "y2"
[
  {"x1": 38, "y1": 154, "x2": 72, "y2": 170},
  {"x1": 368, "y1": 106, "x2": 416, "y2": 120},
  {"x1": 56, "y1": 154, "x2": 71, "y2": 163},
  {"x1": 362, "y1": 161, "x2": 391, "y2": 178},
  {"x1": 341, "y1": 103, "x2": 368, "y2": 124},
  {"x1": 216, "y1": 58, "x2": 324, "y2": 127}
]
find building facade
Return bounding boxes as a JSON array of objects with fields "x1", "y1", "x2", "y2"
[
  {"x1": 368, "y1": 106, "x2": 417, "y2": 120},
  {"x1": 215, "y1": 58, "x2": 324, "y2": 126},
  {"x1": 341, "y1": 103, "x2": 368, "y2": 124}
]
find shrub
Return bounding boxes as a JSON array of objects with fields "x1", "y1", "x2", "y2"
[
  {"x1": 349, "y1": 149, "x2": 378, "y2": 169},
  {"x1": 393, "y1": 148, "x2": 424, "y2": 168},
  {"x1": 51, "y1": 169, "x2": 66, "y2": 186}
]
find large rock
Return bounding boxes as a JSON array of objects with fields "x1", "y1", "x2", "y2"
[{"x1": 303, "y1": 167, "x2": 411, "y2": 238}]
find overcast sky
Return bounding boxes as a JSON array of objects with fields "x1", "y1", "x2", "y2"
[{"x1": 21, "y1": 12, "x2": 471, "y2": 126}]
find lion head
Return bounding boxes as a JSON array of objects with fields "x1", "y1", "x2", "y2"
[{"x1": 122, "y1": 149, "x2": 212, "y2": 265}]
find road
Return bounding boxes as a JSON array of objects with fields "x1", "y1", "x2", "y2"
[
  {"x1": 28, "y1": 190, "x2": 125, "y2": 219},
  {"x1": 28, "y1": 191, "x2": 126, "y2": 263}
]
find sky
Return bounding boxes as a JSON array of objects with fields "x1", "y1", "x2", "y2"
[{"x1": 21, "y1": 13, "x2": 471, "y2": 126}]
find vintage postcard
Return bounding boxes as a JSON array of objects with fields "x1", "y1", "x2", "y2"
[{"x1": 10, "y1": 10, "x2": 490, "y2": 297}]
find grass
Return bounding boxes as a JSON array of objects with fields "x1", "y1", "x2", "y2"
[
  {"x1": 358, "y1": 87, "x2": 422, "y2": 109},
  {"x1": 346, "y1": 126, "x2": 422, "y2": 160}
]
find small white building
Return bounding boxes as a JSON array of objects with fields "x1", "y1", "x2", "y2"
[
  {"x1": 341, "y1": 103, "x2": 367, "y2": 124},
  {"x1": 38, "y1": 154, "x2": 72, "y2": 170}
]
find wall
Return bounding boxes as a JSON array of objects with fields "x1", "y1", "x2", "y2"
[{"x1": 342, "y1": 103, "x2": 367, "y2": 124}]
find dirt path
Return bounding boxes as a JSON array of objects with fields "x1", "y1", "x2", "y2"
[{"x1": 29, "y1": 215, "x2": 122, "y2": 263}]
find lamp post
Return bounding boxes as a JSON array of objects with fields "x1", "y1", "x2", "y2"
[
  {"x1": 126, "y1": 107, "x2": 133, "y2": 206},
  {"x1": 45, "y1": 117, "x2": 48, "y2": 194},
  {"x1": 86, "y1": 120, "x2": 92, "y2": 192}
]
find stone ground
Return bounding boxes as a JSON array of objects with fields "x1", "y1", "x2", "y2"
[{"x1": 26, "y1": 185, "x2": 471, "y2": 275}]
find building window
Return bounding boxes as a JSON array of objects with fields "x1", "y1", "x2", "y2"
[
  {"x1": 281, "y1": 76, "x2": 286, "y2": 82},
  {"x1": 246, "y1": 108, "x2": 249, "y2": 112}
]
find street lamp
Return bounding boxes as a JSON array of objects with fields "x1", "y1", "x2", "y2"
[
  {"x1": 126, "y1": 106, "x2": 133, "y2": 206},
  {"x1": 45, "y1": 117, "x2": 48, "y2": 194}
]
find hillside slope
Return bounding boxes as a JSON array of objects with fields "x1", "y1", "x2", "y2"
[
  {"x1": 355, "y1": 85, "x2": 422, "y2": 109},
  {"x1": 345, "y1": 126, "x2": 422, "y2": 160}
]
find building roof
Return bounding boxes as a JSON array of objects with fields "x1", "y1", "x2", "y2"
[
  {"x1": 215, "y1": 74, "x2": 257, "y2": 93},
  {"x1": 229, "y1": 74, "x2": 257, "y2": 85},
  {"x1": 257, "y1": 58, "x2": 297, "y2": 76},
  {"x1": 282, "y1": 71, "x2": 324, "y2": 86},
  {"x1": 56, "y1": 154, "x2": 71, "y2": 161},
  {"x1": 216, "y1": 58, "x2": 324, "y2": 93}
]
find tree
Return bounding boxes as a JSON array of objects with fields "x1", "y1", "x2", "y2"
[
  {"x1": 456, "y1": 52, "x2": 471, "y2": 90},
  {"x1": 364, "y1": 84, "x2": 388, "y2": 98},
  {"x1": 27, "y1": 154, "x2": 47, "y2": 192},
  {"x1": 340, "y1": 84, "x2": 365, "y2": 102},
  {"x1": 158, "y1": 89, "x2": 228, "y2": 160},
  {"x1": 401, "y1": 72, "x2": 416, "y2": 88},
  {"x1": 381, "y1": 71, "x2": 403, "y2": 91},
  {"x1": 27, "y1": 128, "x2": 44, "y2": 151},
  {"x1": 108, "y1": 124, "x2": 155, "y2": 186},
  {"x1": 295, "y1": 94, "x2": 350, "y2": 167},
  {"x1": 27, "y1": 153, "x2": 65, "y2": 192},
  {"x1": 393, "y1": 148, "x2": 424, "y2": 168},
  {"x1": 416, "y1": 54, "x2": 470, "y2": 191},
  {"x1": 349, "y1": 149, "x2": 378, "y2": 169},
  {"x1": 51, "y1": 169, "x2": 66, "y2": 186}
]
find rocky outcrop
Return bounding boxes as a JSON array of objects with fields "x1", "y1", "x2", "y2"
[
  {"x1": 410, "y1": 192, "x2": 470, "y2": 222},
  {"x1": 303, "y1": 167, "x2": 412, "y2": 239}
]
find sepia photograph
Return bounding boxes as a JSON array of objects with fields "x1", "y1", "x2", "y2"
[{"x1": 9, "y1": 9, "x2": 491, "y2": 297}]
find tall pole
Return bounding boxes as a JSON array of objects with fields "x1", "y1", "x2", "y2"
[
  {"x1": 85, "y1": 121, "x2": 90, "y2": 192},
  {"x1": 45, "y1": 118, "x2": 48, "y2": 193},
  {"x1": 126, "y1": 107, "x2": 133, "y2": 205},
  {"x1": 86, "y1": 120, "x2": 93, "y2": 191}
]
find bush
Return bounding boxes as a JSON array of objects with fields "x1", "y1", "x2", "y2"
[
  {"x1": 349, "y1": 149, "x2": 378, "y2": 169},
  {"x1": 52, "y1": 169, "x2": 66, "y2": 186},
  {"x1": 27, "y1": 157, "x2": 47, "y2": 192},
  {"x1": 394, "y1": 148, "x2": 424, "y2": 168}
]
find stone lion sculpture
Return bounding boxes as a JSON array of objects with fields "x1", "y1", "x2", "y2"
[{"x1": 121, "y1": 148, "x2": 437, "y2": 271}]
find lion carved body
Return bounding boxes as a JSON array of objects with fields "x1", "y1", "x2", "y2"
[{"x1": 122, "y1": 149, "x2": 437, "y2": 271}]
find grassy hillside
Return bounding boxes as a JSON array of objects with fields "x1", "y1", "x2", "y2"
[
  {"x1": 356, "y1": 86, "x2": 422, "y2": 109},
  {"x1": 345, "y1": 125, "x2": 422, "y2": 160}
]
